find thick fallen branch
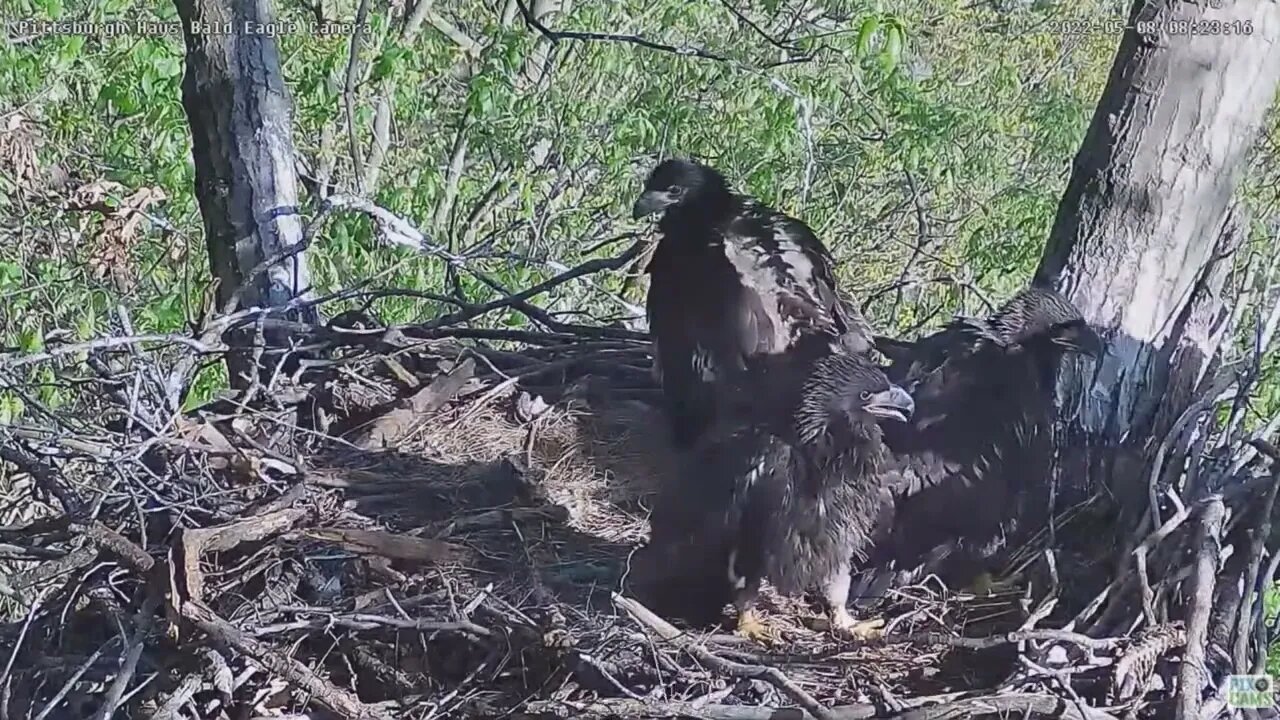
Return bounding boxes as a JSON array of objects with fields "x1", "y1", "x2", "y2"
[
  {"x1": 1174, "y1": 496, "x2": 1225, "y2": 720},
  {"x1": 891, "y1": 694, "x2": 1120, "y2": 720},
  {"x1": 176, "y1": 506, "x2": 310, "y2": 603},
  {"x1": 518, "y1": 692, "x2": 1122, "y2": 720}
]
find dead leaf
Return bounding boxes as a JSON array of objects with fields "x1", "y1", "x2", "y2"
[
  {"x1": 68, "y1": 181, "x2": 168, "y2": 291},
  {"x1": 0, "y1": 113, "x2": 41, "y2": 191}
]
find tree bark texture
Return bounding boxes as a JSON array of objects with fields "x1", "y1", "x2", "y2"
[
  {"x1": 1035, "y1": 0, "x2": 1280, "y2": 483},
  {"x1": 173, "y1": 0, "x2": 317, "y2": 388}
]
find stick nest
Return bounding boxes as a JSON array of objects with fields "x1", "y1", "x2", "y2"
[{"x1": 1, "y1": 274, "x2": 1277, "y2": 720}]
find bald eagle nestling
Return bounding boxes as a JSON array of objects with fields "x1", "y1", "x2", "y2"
[
  {"x1": 630, "y1": 352, "x2": 913, "y2": 641},
  {"x1": 861, "y1": 287, "x2": 1103, "y2": 596},
  {"x1": 632, "y1": 158, "x2": 873, "y2": 448}
]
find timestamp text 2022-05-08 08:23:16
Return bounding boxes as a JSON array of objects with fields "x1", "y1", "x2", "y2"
[{"x1": 1005, "y1": 16, "x2": 1254, "y2": 37}]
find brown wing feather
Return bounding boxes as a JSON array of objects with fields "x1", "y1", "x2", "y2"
[
  {"x1": 867, "y1": 328, "x2": 1056, "y2": 582},
  {"x1": 646, "y1": 196, "x2": 872, "y2": 446}
]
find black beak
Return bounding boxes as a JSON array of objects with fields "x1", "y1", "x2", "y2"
[
  {"x1": 864, "y1": 384, "x2": 914, "y2": 423},
  {"x1": 631, "y1": 190, "x2": 670, "y2": 220},
  {"x1": 1067, "y1": 326, "x2": 1104, "y2": 358}
]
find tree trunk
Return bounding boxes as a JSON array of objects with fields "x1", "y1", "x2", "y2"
[
  {"x1": 1035, "y1": 0, "x2": 1280, "y2": 492},
  {"x1": 173, "y1": 0, "x2": 317, "y2": 389}
]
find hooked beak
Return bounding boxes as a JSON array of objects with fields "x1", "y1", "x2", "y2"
[
  {"x1": 632, "y1": 190, "x2": 674, "y2": 219},
  {"x1": 1056, "y1": 326, "x2": 1104, "y2": 359},
  {"x1": 864, "y1": 384, "x2": 914, "y2": 423}
]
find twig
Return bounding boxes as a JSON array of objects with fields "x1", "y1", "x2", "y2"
[
  {"x1": 251, "y1": 611, "x2": 492, "y2": 639},
  {"x1": 1174, "y1": 496, "x2": 1225, "y2": 720},
  {"x1": 613, "y1": 593, "x2": 836, "y2": 720},
  {"x1": 181, "y1": 600, "x2": 387, "y2": 720},
  {"x1": 94, "y1": 594, "x2": 159, "y2": 720},
  {"x1": 1236, "y1": 440, "x2": 1280, "y2": 671},
  {"x1": 1254, "y1": 548, "x2": 1280, "y2": 674},
  {"x1": 514, "y1": 0, "x2": 733, "y2": 62},
  {"x1": 343, "y1": 0, "x2": 371, "y2": 193},
  {"x1": 0, "y1": 333, "x2": 216, "y2": 369},
  {"x1": 32, "y1": 641, "x2": 113, "y2": 720},
  {"x1": 746, "y1": 628, "x2": 1120, "y2": 667},
  {"x1": 0, "y1": 443, "x2": 88, "y2": 519},
  {"x1": 419, "y1": 238, "x2": 646, "y2": 330},
  {"x1": 0, "y1": 588, "x2": 44, "y2": 698},
  {"x1": 715, "y1": 0, "x2": 806, "y2": 54}
]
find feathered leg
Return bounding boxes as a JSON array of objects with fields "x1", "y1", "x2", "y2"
[
  {"x1": 822, "y1": 560, "x2": 884, "y2": 641},
  {"x1": 728, "y1": 552, "x2": 777, "y2": 644}
]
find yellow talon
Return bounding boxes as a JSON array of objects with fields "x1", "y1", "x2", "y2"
[
  {"x1": 830, "y1": 609, "x2": 885, "y2": 641},
  {"x1": 736, "y1": 608, "x2": 779, "y2": 644}
]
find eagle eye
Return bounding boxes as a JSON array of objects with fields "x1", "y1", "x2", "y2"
[
  {"x1": 859, "y1": 390, "x2": 871, "y2": 401},
  {"x1": 668, "y1": 185, "x2": 685, "y2": 196}
]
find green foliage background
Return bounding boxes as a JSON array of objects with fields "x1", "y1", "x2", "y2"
[
  {"x1": 0, "y1": 0, "x2": 1278, "y2": 671},
  {"x1": 0, "y1": 0, "x2": 1132, "y2": 406}
]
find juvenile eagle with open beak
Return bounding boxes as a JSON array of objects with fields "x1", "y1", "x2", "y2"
[{"x1": 631, "y1": 351, "x2": 914, "y2": 643}]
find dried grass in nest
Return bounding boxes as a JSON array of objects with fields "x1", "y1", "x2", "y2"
[{"x1": 323, "y1": 379, "x2": 673, "y2": 546}]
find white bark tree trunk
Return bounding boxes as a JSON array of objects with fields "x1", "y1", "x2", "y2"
[{"x1": 1036, "y1": 0, "x2": 1280, "y2": 464}]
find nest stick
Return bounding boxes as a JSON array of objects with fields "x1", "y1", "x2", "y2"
[
  {"x1": 612, "y1": 593, "x2": 836, "y2": 720},
  {"x1": 1233, "y1": 458, "x2": 1280, "y2": 670},
  {"x1": 93, "y1": 594, "x2": 159, "y2": 720},
  {"x1": 181, "y1": 600, "x2": 386, "y2": 720},
  {"x1": 1174, "y1": 496, "x2": 1225, "y2": 720}
]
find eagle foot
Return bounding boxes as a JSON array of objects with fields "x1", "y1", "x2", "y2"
[
  {"x1": 830, "y1": 613, "x2": 885, "y2": 641},
  {"x1": 735, "y1": 609, "x2": 780, "y2": 645}
]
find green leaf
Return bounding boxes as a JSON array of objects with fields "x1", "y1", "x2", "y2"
[
  {"x1": 881, "y1": 26, "x2": 902, "y2": 71},
  {"x1": 17, "y1": 326, "x2": 42, "y2": 353},
  {"x1": 0, "y1": 393, "x2": 26, "y2": 425},
  {"x1": 0, "y1": 261, "x2": 21, "y2": 288},
  {"x1": 57, "y1": 35, "x2": 84, "y2": 66},
  {"x1": 75, "y1": 307, "x2": 97, "y2": 340},
  {"x1": 856, "y1": 16, "x2": 880, "y2": 56},
  {"x1": 157, "y1": 56, "x2": 182, "y2": 78},
  {"x1": 371, "y1": 46, "x2": 408, "y2": 83}
]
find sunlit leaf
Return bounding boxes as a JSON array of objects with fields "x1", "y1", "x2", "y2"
[{"x1": 856, "y1": 16, "x2": 880, "y2": 56}]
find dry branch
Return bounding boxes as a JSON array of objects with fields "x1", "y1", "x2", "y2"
[
  {"x1": 181, "y1": 600, "x2": 389, "y2": 720},
  {"x1": 1174, "y1": 497, "x2": 1225, "y2": 720}
]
